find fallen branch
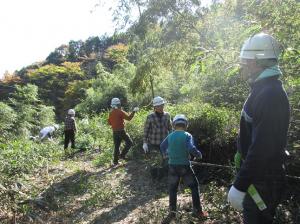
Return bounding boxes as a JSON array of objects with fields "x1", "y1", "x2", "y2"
[
  {"x1": 191, "y1": 161, "x2": 232, "y2": 169},
  {"x1": 191, "y1": 161, "x2": 300, "y2": 181}
]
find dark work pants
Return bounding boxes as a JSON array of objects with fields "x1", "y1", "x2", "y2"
[
  {"x1": 64, "y1": 130, "x2": 75, "y2": 149},
  {"x1": 168, "y1": 164, "x2": 202, "y2": 212},
  {"x1": 243, "y1": 177, "x2": 286, "y2": 224},
  {"x1": 148, "y1": 144, "x2": 168, "y2": 180},
  {"x1": 113, "y1": 130, "x2": 133, "y2": 164},
  {"x1": 148, "y1": 144, "x2": 167, "y2": 166}
]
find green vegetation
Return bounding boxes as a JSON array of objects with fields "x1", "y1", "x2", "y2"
[{"x1": 0, "y1": 0, "x2": 299, "y2": 223}]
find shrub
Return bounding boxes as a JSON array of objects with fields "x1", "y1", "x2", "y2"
[
  {"x1": 8, "y1": 84, "x2": 55, "y2": 137},
  {"x1": 0, "y1": 102, "x2": 17, "y2": 139},
  {"x1": 0, "y1": 139, "x2": 61, "y2": 176},
  {"x1": 0, "y1": 138, "x2": 61, "y2": 220},
  {"x1": 167, "y1": 102, "x2": 240, "y2": 164}
]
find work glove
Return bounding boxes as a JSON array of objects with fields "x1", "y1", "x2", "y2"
[
  {"x1": 192, "y1": 153, "x2": 202, "y2": 162},
  {"x1": 228, "y1": 185, "x2": 246, "y2": 211},
  {"x1": 192, "y1": 150, "x2": 203, "y2": 161},
  {"x1": 133, "y1": 107, "x2": 139, "y2": 112},
  {"x1": 143, "y1": 143, "x2": 148, "y2": 153},
  {"x1": 234, "y1": 151, "x2": 242, "y2": 169},
  {"x1": 194, "y1": 157, "x2": 202, "y2": 163}
]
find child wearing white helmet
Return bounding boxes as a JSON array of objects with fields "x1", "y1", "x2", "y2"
[
  {"x1": 64, "y1": 109, "x2": 77, "y2": 155},
  {"x1": 160, "y1": 114, "x2": 207, "y2": 223},
  {"x1": 108, "y1": 97, "x2": 139, "y2": 165}
]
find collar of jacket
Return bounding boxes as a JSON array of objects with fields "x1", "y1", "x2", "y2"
[
  {"x1": 255, "y1": 65, "x2": 282, "y2": 82},
  {"x1": 155, "y1": 111, "x2": 165, "y2": 118},
  {"x1": 251, "y1": 76, "x2": 281, "y2": 90}
]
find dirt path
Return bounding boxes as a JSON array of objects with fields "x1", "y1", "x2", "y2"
[{"x1": 16, "y1": 150, "x2": 242, "y2": 224}]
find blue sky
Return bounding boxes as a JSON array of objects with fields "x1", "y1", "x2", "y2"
[
  {"x1": 0, "y1": 0, "x2": 213, "y2": 78},
  {"x1": 0, "y1": 0, "x2": 117, "y2": 77}
]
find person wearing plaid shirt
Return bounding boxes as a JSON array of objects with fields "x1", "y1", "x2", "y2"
[
  {"x1": 143, "y1": 96, "x2": 172, "y2": 180},
  {"x1": 64, "y1": 109, "x2": 77, "y2": 154},
  {"x1": 143, "y1": 96, "x2": 172, "y2": 153},
  {"x1": 143, "y1": 112, "x2": 172, "y2": 148}
]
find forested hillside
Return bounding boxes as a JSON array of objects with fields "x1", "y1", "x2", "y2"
[{"x1": 0, "y1": 0, "x2": 299, "y2": 223}]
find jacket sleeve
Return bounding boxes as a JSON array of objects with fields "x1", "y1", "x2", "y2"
[
  {"x1": 186, "y1": 134, "x2": 202, "y2": 158},
  {"x1": 122, "y1": 110, "x2": 135, "y2": 121},
  {"x1": 73, "y1": 118, "x2": 77, "y2": 132},
  {"x1": 234, "y1": 90, "x2": 288, "y2": 192},
  {"x1": 160, "y1": 136, "x2": 169, "y2": 156},
  {"x1": 167, "y1": 113, "x2": 172, "y2": 132},
  {"x1": 143, "y1": 115, "x2": 151, "y2": 143}
]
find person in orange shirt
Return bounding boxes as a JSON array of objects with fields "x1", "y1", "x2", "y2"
[{"x1": 108, "y1": 97, "x2": 139, "y2": 165}]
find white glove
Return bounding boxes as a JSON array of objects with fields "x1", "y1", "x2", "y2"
[
  {"x1": 228, "y1": 185, "x2": 246, "y2": 211},
  {"x1": 143, "y1": 143, "x2": 148, "y2": 153},
  {"x1": 133, "y1": 107, "x2": 139, "y2": 112}
]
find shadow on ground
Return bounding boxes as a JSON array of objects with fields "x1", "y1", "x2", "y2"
[{"x1": 91, "y1": 160, "x2": 167, "y2": 224}]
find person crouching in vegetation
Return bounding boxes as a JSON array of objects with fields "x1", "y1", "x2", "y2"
[
  {"x1": 64, "y1": 109, "x2": 77, "y2": 155},
  {"x1": 39, "y1": 124, "x2": 59, "y2": 141},
  {"x1": 108, "y1": 97, "x2": 139, "y2": 165},
  {"x1": 160, "y1": 114, "x2": 208, "y2": 223}
]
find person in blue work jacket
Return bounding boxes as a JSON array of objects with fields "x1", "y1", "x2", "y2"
[
  {"x1": 228, "y1": 33, "x2": 290, "y2": 224},
  {"x1": 160, "y1": 114, "x2": 208, "y2": 224}
]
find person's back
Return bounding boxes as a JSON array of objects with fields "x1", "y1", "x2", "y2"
[
  {"x1": 160, "y1": 114, "x2": 207, "y2": 223},
  {"x1": 167, "y1": 130, "x2": 193, "y2": 165},
  {"x1": 108, "y1": 108, "x2": 133, "y2": 131},
  {"x1": 64, "y1": 109, "x2": 77, "y2": 154},
  {"x1": 39, "y1": 126, "x2": 55, "y2": 140},
  {"x1": 108, "y1": 98, "x2": 138, "y2": 165},
  {"x1": 64, "y1": 115, "x2": 76, "y2": 131}
]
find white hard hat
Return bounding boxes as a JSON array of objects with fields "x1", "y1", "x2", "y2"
[
  {"x1": 173, "y1": 114, "x2": 188, "y2": 126},
  {"x1": 111, "y1": 98, "x2": 121, "y2": 107},
  {"x1": 53, "y1": 124, "x2": 59, "y2": 130},
  {"x1": 240, "y1": 33, "x2": 281, "y2": 60},
  {"x1": 68, "y1": 109, "x2": 75, "y2": 116},
  {"x1": 153, "y1": 96, "x2": 165, "y2": 107}
]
